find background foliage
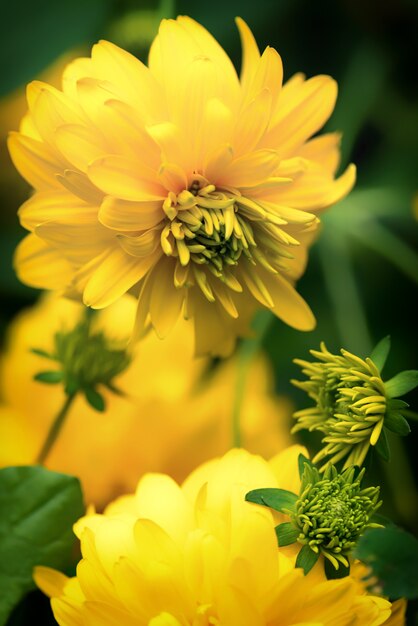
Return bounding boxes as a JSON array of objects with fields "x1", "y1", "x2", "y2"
[{"x1": 0, "y1": 0, "x2": 417, "y2": 623}]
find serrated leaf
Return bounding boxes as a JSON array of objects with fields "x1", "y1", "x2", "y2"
[
  {"x1": 0, "y1": 466, "x2": 84, "y2": 625},
  {"x1": 353, "y1": 527, "x2": 418, "y2": 599},
  {"x1": 374, "y1": 428, "x2": 391, "y2": 461},
  {"x1": 245, "y1": 488, "x2": 298, "y2": 513},
  {"x1": 325, "y1": 558, "x2": 350, "y2": 579},
  {"x1": 385, "y1": 370, "x2": 418, "y2": 398},
  {"x1": 298, "y1": 453, "x2": 313, "y2": 479},
  {"x1": 34, "y1": 371, "x2": 63, "y2": 384},
  {"x1": 275, "y1": 522, "x2": 299, "y2": 547},
  {"x1": 84, "y1": 387, "x2": 105, "y2": 412},
  {"x1": 295, "y1": 545, "x2": 319, "y2": 575},
  {"x1": 370, "y1": 336, "x2": 391, "y2": 372},
  {"x1": 384, "y1": 412, "x2": 411, "y2": 436}
]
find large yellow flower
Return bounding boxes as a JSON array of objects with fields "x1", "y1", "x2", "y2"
[
  {"x1": 35, "y1": 446, "x2": 399, "y2": 625},
  {"x1": 0, "y1": 294, "x2": 291, "y2": 506},
  {"x1": 9, "y1": 17, "x2": 355, "y2": 356}
]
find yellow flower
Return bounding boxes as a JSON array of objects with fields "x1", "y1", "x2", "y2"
[
  {"x1": 10, "y1": 17, "x2": 355, "y2": 356},
  {"x1": 0, "y1": 293, "x2": 291, "y2": 506},
  {"x1": 35, "y1": 446, "x2": 398, "y2": 625}
]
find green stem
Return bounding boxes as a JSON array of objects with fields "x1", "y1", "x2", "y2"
[
  {"x1": 232, "y1": 311, "x2": 274, "y2": 448},
  {"x1": 36, "y1": 394, "x2": 76, "y2": 465}
]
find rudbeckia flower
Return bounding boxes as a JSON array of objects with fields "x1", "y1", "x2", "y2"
[
  {"x1": 35, "y1": 446, "x2": 398, "y2": 625},
  {"x1": 10, "y1": 17, "x2": 355, "y2": 356},
  {"x1": 0, "y1": 294, "x2": 291, "y2": 505}
]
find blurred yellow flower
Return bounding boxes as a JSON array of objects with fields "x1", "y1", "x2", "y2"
[
  {"x1": 35, "y1": 446, "x2": 397, "y2": 625},
  {"x1": 0, "y1": 294, "x2": 291, "y2": 506},
  {"x1": 10, "y1": 17, "x2": 355, "y2": 356}
]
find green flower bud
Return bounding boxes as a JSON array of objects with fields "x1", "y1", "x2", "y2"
[
  {"x1": 33, "y1": 313, "x2": 131, "y2": 411},
  {"x1": 291, "y1": 338, "x2": 416, "y2": 469},
  {"x1": 290, "y1": 463, "x2": 381, "y2": 572}
]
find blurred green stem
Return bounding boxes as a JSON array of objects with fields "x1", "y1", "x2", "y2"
[
  {"x1": 232, "y1": 311, "x2": 273, "y2": 448},
  {"x1": 36, "y1": 394, "x2": 76, "y2": 465}
]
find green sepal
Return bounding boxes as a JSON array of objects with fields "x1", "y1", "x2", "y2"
[
  {"x1": 65, "y1": 375, "x2": 79, "y2": 396},
  {"x1": 385, "y1": 370, "x2": 418, "y2": 398},
  {"x1": 387, "y1": 399, "x2": 409, "y2": 411},
  {"x1": 34, "y1": 371, "x2": 63, "y2": 384},
  {"x1": 295, "y1": 544, "x2": 319, "y2": 575},
  {"x1": 275, "y1": 522, "x2": 299, "y2": 547},
  {"x1": 374, "y1": 427, "x2": 390, "y2": 462},
  {"x1": 30, "y1": 348, "x2": 56, "y2": 360},
  {"x1": 245, "y1": 488, "x2": 298, "y2": 513},
  {"x1": 353, "y1": 526, "x2": 418, "y2": 600},
  {"x1": 384, "y1": 411, "x2": 411, "y2": 436},
  {"x1": 324, "y1": 557, "x2": 350, "y2": 580},
  {"x1": 298, "y1": 453, "x2": 313, "y2": 480},
  {"x1": 369, "y1": 336, "x2": 391, "y2": 373},
  {"x1": 84, "y1": 387, "x2": 106, "y2": 412}
]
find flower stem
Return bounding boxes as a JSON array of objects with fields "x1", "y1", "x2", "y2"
[
  {"x1": 232, "y1": 311, "x2": 274, "y2": 448},
  {"x1": 36, "y1": 394, "x2": 76, "y2": 465}
]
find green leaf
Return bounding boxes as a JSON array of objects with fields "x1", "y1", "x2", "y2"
[
  {"x1": 298, "y1": 453, "x2": 313, "y2": 479},
  {"x1": 374, "y1": 428, "x2": 391, "y2": 462},
  {"x1": 0, "y1": 466, "x2": 84, "y2": 625},
  {"x1": 384, "y1": 411, "x2": 411, "y2": 436},
  {"x1": 385, "y1": 370, "x2": 418, "y2": 398},
  {"x1": 370, "y1": 336, "x2": 391, "y2": 372},
  {"x1": 275, "y1": 523, "x2": 299, "y2": 547},
  {"x1": 84, "y1": 387, "x2": 106, "y2": 412},
  {"x1": 30, "y1": 348, "x2": 56, "y2": 360},
  {"x1": 34, "y1": 371, "x2": 63, "y2": 384},
  {"x1": 353, "y1": 527, "x2": 418, "y2": 599},
  {"x1": 245, "y1": 488, "x2": 298, "y2": 513},
  {"x1": 295, "y1": 545, "x2": 319, "y2": 575},
  {"x1": 325, "y1": 558, "x2": 350, "y2": 579}
]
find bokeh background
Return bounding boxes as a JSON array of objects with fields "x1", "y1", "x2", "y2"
[{"x1": 0, "y1": 0, "x2": 417, "y2": 623}]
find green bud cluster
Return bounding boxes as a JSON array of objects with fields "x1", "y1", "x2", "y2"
[
  {"x1": 33, "y1": 313, "x2": 131, "y2": 411},
  {"x1": 291, "y1": 463, "x2": 381, "y2": 571},
  {"x1": 291, "y1": 338, "x2": 416, "y2": 469}
]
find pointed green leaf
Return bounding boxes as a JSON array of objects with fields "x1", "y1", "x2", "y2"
[
  {"x1": 298, "y1": 453, "x2": 313, "y2": 479},
  {"x1": 34, "y1": 371, "x2": 63, "y2": 384},
  {"x1": 325, "y1": 558, "x2": 350, "y2": 579},
  {"x1": 385, "y1": 370, "x2": 418, "y2": 398},
  {"x1": 374, "y1": 428, "x2": 390, "y2": 462},
  {"x1": 370, "y1": 336, "x2": 391, "y2": 372},
  {"x1": 384, "y1": 411, "x2": 411, "y2": 436},
  {"x1": 30, "y1": 348, "x2": 56, "y2": 360},
  {"x1": 0, "y1": 466, "x2": 84, "y2": 625},
  {"x1": 84, "y1": 387, "x2": 106, "y2": 412},
  {"x1": 353, "y1": 527, "x2": 418, "y2": 599},
  {"x1": 245, "y1": 488, "x2": 298, "y2": 513},
  {"x1": 295, "y1": 545, "x2": 319, "y2": 575},
  {"x1": 387, "y1": 399, "x2": 409, "y2": 411},
  {"x1": 275, "y1": 522, "x2": 299, "y2": 547}
]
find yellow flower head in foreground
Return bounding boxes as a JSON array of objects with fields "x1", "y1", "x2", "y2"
[
  {"x1": 10, "y1": 17, "x2": 355, "y2": 356},
  {"x1": 35, "y1": 447, "x2": 399, "y2": 626},
  {"x1": 0, "y1": 294, "x2": 291, "y2": 506}
]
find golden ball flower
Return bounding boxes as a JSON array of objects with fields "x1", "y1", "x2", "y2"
[
  {"x1": 9, "y1": 17, "x2": 355, "y2": 356},
  {"x1": 0, "y1": 293, "x2": 292, "y2": 506},
  {"x1": 35, "y1": 446, "x2": 398, "y2": 625}
]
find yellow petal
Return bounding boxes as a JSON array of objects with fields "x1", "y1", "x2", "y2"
[
  {"x1": 236, "y1": 17, "x2": 261, "y2": 94},
  {"x1": 8, "y1": 132, "x2": 64, "y2": 190},
  {"x1": 55, "y1": 124, "x2": 107, "y2": 172},
  {"x1": 158, "y1": 162, "x2": 188, "y2": 193},
  {"x1": 33, "y1": 566, "x2": 69, "y2": 598},
  {"x1": 243, "y1": 46, "x2": 283, "y2": 110},
  {"x1": 233, "y1": 88, "x2": 272, "y2": 155},
  {"x1": 219, "y1": 149, "x2": 280, "y2": 188},
  {"x1": 117, "y1": 229, "x2": 160, "y2": 258},
  {"x1": 266, "y1": 75, "x2": 338, "y2": 156},
  {"x1": 99, "y1": 196, "x2": 163, "y2": 231},
  {"x1": 260, "y1": 269, "x2": 316, "y2": 331},
  {"x1": 88, "y1": 155, "x2": 165, "y2": 201},
  {"x1": 18, "y1": 190, "x2": 97, "y2": 231},
  {"x1": 35, "y1": 219, "x2": 112, "y2": 264},
  {"x1": 56, "y1": 169, "x2": 103, "y2": 204},
  {"x1": 297, "y1": 132, "x2": 342, "y2": 175},
  {"x1": 82, "y1": 246, "x2": 161, "y2": 309},
  {"x1": 149, "y1": 261, "x2": 184, "y2": 339},
  {"x1": 14, "y1": 233, "x2": 74, "y2": 289}
]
